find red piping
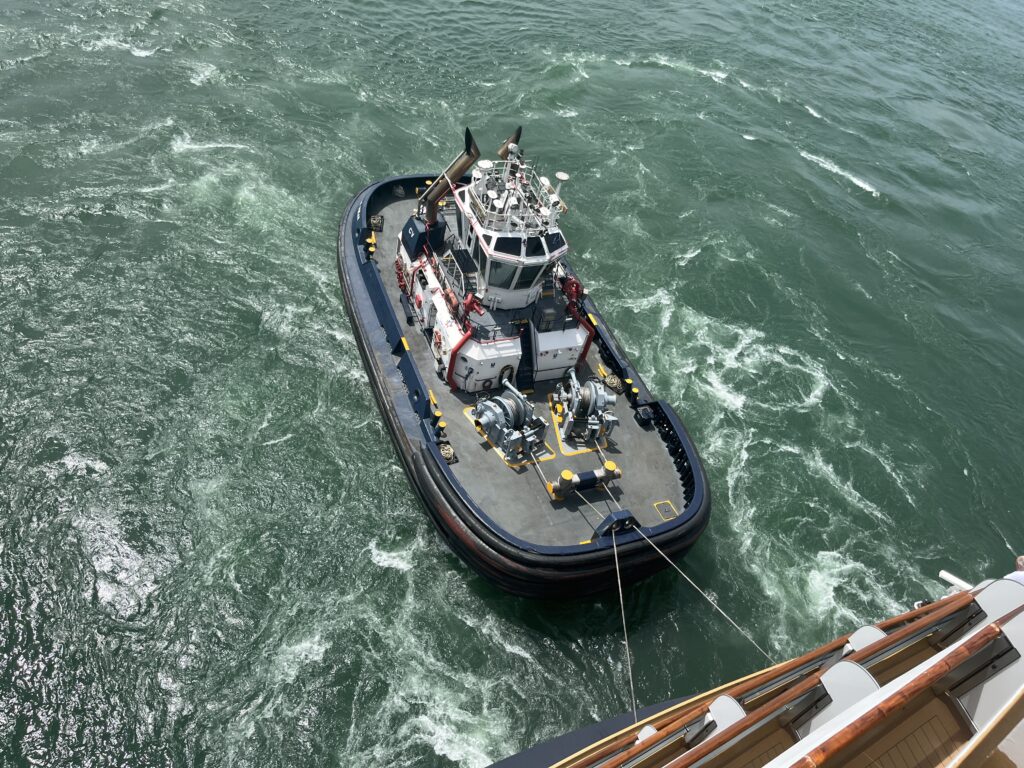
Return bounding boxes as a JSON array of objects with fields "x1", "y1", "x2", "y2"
[{"x1": 561, "y1": 276, "x2": 595, "y2": 370}]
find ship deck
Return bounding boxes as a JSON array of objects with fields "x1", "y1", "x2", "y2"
[{"x1": 369, "y1": 196, "x2": 689, "y2": 548}]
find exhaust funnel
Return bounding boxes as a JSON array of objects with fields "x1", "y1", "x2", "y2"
[{"x1": 421, "y1": 128, "x2": 480, "y2": 224}]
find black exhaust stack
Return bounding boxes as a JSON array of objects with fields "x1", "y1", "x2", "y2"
[
  {"x1": 420, "y1": 128, "x2": 480, "y2": 225},
  {"x1": 497, "y1": 126, "x2": 523, "y2": 159}
]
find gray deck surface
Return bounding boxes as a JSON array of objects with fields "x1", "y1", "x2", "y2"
[{"x1": 369, "y1": 198, "x2": 687, "y2": 547}]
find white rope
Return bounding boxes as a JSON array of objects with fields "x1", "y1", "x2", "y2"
[
  {"x1": 612, "y1": 528, "x2": 639, "y2": 724},
  {"x1": 631, "y1": 526, "x2": 777, "y2": 665}
]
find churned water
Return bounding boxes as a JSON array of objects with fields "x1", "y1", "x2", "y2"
[{"x1": 2, "y1": 0, "x2": 1023, "y2": 765}]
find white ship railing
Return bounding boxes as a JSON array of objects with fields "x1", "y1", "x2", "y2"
[{"x1": 465, "y1": 160, "x2": 561, "y2": 234}]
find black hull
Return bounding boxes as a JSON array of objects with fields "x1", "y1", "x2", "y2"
[
  {"x1": 336, "y1": 176, "x2": 711, "y2": 599},
  {"x1": 487, "y1": 698, "x2": 683, "y2": 767}
]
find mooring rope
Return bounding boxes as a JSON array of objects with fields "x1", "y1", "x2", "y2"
[
  {"x1": 612, "y1": 528, "x2": 639, "y2": 724},
  {"x1": 631, "y1": 526, "x2": 777, "y2": 665}
]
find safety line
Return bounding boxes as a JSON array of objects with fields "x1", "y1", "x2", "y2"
[
  {"x1": 612, "y1": 528, "x2": 639, "y2": 724},
  {"x1": 632, "y1": 526, "x2": 777, "y2": 665}
]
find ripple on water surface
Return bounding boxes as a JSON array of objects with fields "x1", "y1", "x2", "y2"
[{"x1": 2, "y1": 0, "x2": 1024, "y2": 765}]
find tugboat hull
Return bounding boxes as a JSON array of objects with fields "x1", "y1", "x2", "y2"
[{"x1": 337, "y1": 175, "x2": 711, "y2": 598}]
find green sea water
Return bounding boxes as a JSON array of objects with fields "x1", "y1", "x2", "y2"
[{"x1": 2, "y1": 0, "x2": 1023, "y2": 765}]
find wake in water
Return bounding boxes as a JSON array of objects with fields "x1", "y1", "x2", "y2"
[{"x1": 799, "y1": 150, "x2": 880, "y2": 197}]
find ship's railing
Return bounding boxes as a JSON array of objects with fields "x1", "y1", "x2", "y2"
[
  {"x1": 437, "y1": 247, "x2": 467, "y2": 297},
  {"x1": 466, "y1": 161, "x2": 559, "y2": 234}
]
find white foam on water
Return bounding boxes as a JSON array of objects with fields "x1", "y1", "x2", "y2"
[
  {"x1": 138, "y1": 180, "x2": 174, "y2": 193},
  {"x1": 72, "y1": 508, "x2": 173, "y2": 618},
  {"x1": 698, "y1": 68, "x2": 728, "y2": 84},
  {"x1": 799, "y1": 150, "x2": 880, "y2": 197},
  {"x1": 645, "y1": 54, "x2": 730, "y2": 84},
  {"x1": 367, "y1": 540, "x2": 414, "y2": 572},
  {"x1": 188, "y1": 62, "x2": 220, "y2": 85},
  {"x1": 676, "y1": 246, "x2": 702, "y2": 266},
  {"x1": 555, "y1": 107, "x2": 579, "y2": 118},
  {"x1": 806, "y1": 448, "x2": 891, "y2": 523},
  {"x1": 258, "y1": 302, "x2": 313, "y2": 338},
  {"x1": 846, "y1": 439, "x2": 918, "y2": 508},
  {"x1": 82, "y1": 36, "x2": 158, "y2": 57},
  {"x1": 766, "y1": 202, "x2": 795, "y2": 218},
  {"x1": 704, "y1": 369, "x2": 747, "y2": 412},
  {"x1": 742, "y1": 134, "x2": 757, "y2": 140},
  {"x1": 405, "y1": 714, "x2": 495, "y2": 768},
  {"x1": 260, "y1": 434, "x2": 293, "y2": 447},
  {"x1": 59, "y1": 451, "x2": 109, "y2": 476},
  {"x1": 273, "y1": 634, "x2": 328, "y2": 685},
  {"x1": 458, "y1": 614, "x2": 535, "y2": 662},
  {"x1": 171, "y1": 132, "x2": 249, "y2": 153},
  {"x1": 804, "y1": 104, "x2": 823, "y2": 119},
  {"x1": 799, "y1": 550, "x2": 903, "y2": 625}
]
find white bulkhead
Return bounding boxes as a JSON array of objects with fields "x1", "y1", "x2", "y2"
[
  {"x1": 532, "y1": 325, "x2": 589, "y2": 381},
  {"x1": 449, "y1": 335, "x2": 521, "y2": 393}
]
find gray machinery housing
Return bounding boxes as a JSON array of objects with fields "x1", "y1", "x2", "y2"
[
  {"x1": 553, "y1": 370, "x2": 618, "y2": 442},
  {"x1": 472, "y1": 381, "x2": 548, "y2": 462}
]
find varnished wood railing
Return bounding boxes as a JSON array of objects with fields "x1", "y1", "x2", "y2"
[
  {"x1": 787, "y1": 605, "x2": 1024, "y2": 768},
  {"x1": 654, "y1": 592, "x2": 979, "y2": 768},
  {"x1": 556, "y1": 591, "x2": 977, "y2": 768}
]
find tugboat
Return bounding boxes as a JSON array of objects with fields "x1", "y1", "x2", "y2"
[
  {"x1": 336, "y1": 128, "x2": 710, "y2": 598},
  {"x1": 489, "y1": 570, "x2": 1024, "y2": 766}
]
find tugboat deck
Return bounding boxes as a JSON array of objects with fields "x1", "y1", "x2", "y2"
[{"x1": 371, "y1": 196, "x2": 687, "y2": 548}]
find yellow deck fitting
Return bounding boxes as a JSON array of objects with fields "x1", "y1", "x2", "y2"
[
  {"x1": 597, "y1": 364, "x2": 607, "y2": 378},
  {"x1": 425, "y1": 179, "x2": 433, "y2": 185},
  {"x1": 578, "y1": 539, "x2": 592, "y2": 545},
  {"x1": 428, "y1": 389, "x2": 437, "y2": 405},
  {"x1": 587, "y1": 312, "x2": 598, "y2": 327},
  {"x1": 400, "y1": 336, "x2": 410, "y2": 351},
  {"x1": 604, "y1": 460, "x2": 617, "y2": 473},
  {"x1": 654, "y1": 500, "x2": 678, "y2": 521}
]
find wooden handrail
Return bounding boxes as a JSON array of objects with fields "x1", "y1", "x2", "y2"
[
  {"x1": 792, "y1": 603, "x2": 1024, "y2": 768},
  {"x1": 787, "y1": 624, "x2": 1005, "y2": 768},
  {"x1": 875, "y1": 589, "x2": 975, "y2": 630},
  {"x1": 560, "y1": 591, "x2": 977, "y2": 768},
  {"x1": 652, "y1": 592, "x2": 978, "y2": 768}
]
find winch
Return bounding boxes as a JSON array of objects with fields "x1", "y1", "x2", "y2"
[
  {"x1": 553, "y1": 369, "x2": 618, "y2": 442},
  {"x1": 472, "y1": 381, "x2": 549, "y2": 461}
]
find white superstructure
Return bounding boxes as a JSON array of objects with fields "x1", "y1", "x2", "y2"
[{"x1": 395, "y1": 138, "x2": 594, "y2": 394}]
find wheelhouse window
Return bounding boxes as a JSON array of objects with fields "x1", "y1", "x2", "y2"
[
  {"x1": 526, "y1": 236, "x2": 546, "y2": 256},
  {"x1": 487, "y1": 258, "x2": 518, "y2": 290},
  {"x1": 544, "y1": 231, "x2": 566, "y2": 253},
  {"x1": 514, "y1": 263, "x2": 545, "y2": 290},
  {"x1": 493, "y1": 236, "x2": 522, "y2": 257}
]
